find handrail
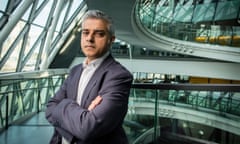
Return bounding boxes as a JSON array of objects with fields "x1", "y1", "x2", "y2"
[
  {"x1": 0, "y1": 68, "x2": 69, "y2": 80},
  {"x1": 130, "y1": 83, "x2": 240, "y2": 116},
  {"x1": 131, "y1": 83, "x2": 240, "y2": 92}
]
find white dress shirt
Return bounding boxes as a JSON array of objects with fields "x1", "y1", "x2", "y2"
[{"x1": 76, "y1": 51, "x2": 109, "y2": 105}]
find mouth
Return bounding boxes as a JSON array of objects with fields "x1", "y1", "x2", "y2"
[{"x1": 85, "y1": 45, "x2": 95, "y2": 49}]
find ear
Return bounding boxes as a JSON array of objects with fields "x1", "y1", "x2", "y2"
[{"x1": 110, "y1": 36, "x2": 115, "y2": 43}]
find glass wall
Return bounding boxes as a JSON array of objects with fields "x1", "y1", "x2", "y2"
[
  {"x1": 1, "y1": 71, "x2": 239, "y2": 144},
  {"x1": 136, "y1": 0, "x2": 240, "y2": 48},
  {"x1": 0, "y1": 70, "x2": 67, "y2": 130},
  {"x1": 125, "y1": 83, "x2": 240, "y2": 144},
  {"x1": 0, "y1": 0, "x2": 86, "y2": 72}
]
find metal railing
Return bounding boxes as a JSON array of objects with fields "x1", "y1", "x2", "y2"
[
  {"x1": 0, "y1": 69, "x2": 68, "y2": 131},
  {"x1": 1, "y1": 70, "x2": 240, "y2": 143},
  {"x1": 127, "y1": 83, "x2": 240, "y2": 144}
]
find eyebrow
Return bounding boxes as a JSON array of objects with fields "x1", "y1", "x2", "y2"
[
  {"x1": 81, "y1": 29, "x2": 108, "y2": 36},
  {"x1": 94, "y1": 30, "x2": 106, "y2": 33},
  {"x1": 82, "y1": 29, "x2": 106, "y2": 32}
]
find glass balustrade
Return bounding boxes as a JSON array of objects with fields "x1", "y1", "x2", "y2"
[
  {"x1": 1, "y1": 71, "x2": 240, "y2": 143},
  {"x1": 0, "y1": 70, "x2": 68, "y2": 131},
  {"x1": 125, "y1": 83, "x2": 240, "y2": 144}
]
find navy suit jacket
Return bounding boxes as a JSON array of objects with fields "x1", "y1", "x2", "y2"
[{"x1": 45, "y1": 54, "x2": 133, "y2": 144}]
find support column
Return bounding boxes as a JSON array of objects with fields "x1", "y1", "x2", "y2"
[{"x1": 39, "y1": 0, "x2": 65, "y2": 70}]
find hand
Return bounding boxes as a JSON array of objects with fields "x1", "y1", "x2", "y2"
[{"x1": 88, "y1": 95, "x2": 102, "y2": 111}]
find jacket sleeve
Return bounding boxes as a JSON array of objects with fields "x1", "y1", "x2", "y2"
[
  {"x1": 48, "y1": 65, "x2": 133, "y2": 142},
  {"x1": 45, "y1": 65, "x2": 81, "y2": 142},
  {"x1": 45, "y1": 64, "x2": 79, "y2": 124}
]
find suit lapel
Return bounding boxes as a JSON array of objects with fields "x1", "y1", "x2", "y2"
[
  {"x1": 72, "y1": 65, "x2": 83, "y2": 100},
  {"x1": 80, "y1": 55, "x2": 115, "y2": 107}
]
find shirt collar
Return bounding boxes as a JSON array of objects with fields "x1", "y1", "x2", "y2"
[{"x1": 82, "y1": 51, "x2": 110, "y2": 68}]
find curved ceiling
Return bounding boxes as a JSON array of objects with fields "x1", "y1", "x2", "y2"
[{"x1": 86, "y1": 0, "x2": 240, "y2": 63}]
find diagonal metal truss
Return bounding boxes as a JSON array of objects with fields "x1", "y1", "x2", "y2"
[{"x1": 0, "y1": 0, "x2": 87, "y2": 72}]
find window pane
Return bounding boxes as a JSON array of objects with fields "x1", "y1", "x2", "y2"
[
  {"x1": 66, "y1": 0, "x2": 84, "y2": 21},
  {"x1": 33, "y1": 0, "x2": 53, "y2": 27},
  {"x1": 0, "y1": 0, "x2": 8, "y2": 11}
]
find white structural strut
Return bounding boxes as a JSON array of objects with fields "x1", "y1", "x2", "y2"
[{"x1": 0, "y1": 0, "x2": 34, "y2": 45}]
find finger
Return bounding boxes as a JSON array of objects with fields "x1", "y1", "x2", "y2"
[
  {"x1": 88, "y1": 96, "x2": 102, "y2": 111},
  {"x1": 93, "y1": 96, "x2": 102, "y2": 104},
  {"x1": 88, "y1": 104, "x2": 95, "y2": 111}
]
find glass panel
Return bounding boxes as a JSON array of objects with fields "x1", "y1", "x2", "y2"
[
  {"x1": 1, "y1": 0, "x2": 87, "y2": 72},
  {"x1": 66, "y1": 0, "x2": 84, "y2": 21},
  {"x1": 126, "y1": 86, "x2": 240, "y2": 144},
  {"x1": 22, "y1": 41, "x2": 40, "y2": 71},
  {"x1": 136, "y1": 0, "x2": 240, "y2": 47},
  {"x1": 214, "y1": 0, "x2": 240, "y2": 21},
  {"x1": 1, "y1": 2, "x2": 32, "y2": 72},
  {"x1": 0, "y1": 71, "x2": 67, "y2": 129},
  {"x1": 32, "y1": 0, "x2": 53, "y2": 27},
  {"x1": 21, "y1": 3, "x2": 31, "y2": 21},
  {"x1": 125, "y1": 88, "x2": 158, "y2": 144},
  {"x1": 192, "y1": 3, "x2": 215, "y2": 23},
  {"x1": 36, "y1": 0, "x2": 45, "y2": 10},
  {"x1": 1, "y1": 20, "x2": 27, "y2": 72},
  {"x1": 26, "y1": 25, "x2": 42, "y2": 54},
  {"x1": 1, "y1": 20, "x2": 25, "y2": 59},
  {"x1": 0, "y1": 0, "x2": 8, "y2": 12},
  {"x1": 174, "y1": 1, "x2": 193, "y2": 22}
]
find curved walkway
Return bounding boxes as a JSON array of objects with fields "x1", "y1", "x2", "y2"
[{"x1": 128, "y1": 99, "x2": 240, "y2": 136}]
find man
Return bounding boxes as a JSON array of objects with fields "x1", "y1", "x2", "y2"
[{"x1": 45, "y1": 10, "x2": 133, "y2": 144}]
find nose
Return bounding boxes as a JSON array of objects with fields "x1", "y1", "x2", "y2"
[{"x1": 86, "y1": 33, "x2": 94, "y2": 43}]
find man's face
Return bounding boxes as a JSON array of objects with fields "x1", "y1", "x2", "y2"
[{"x1": 81, "y1": 18, "x2": 115, "y2": 63}]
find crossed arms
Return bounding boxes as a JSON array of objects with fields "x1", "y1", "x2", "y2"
[{"x1": 45, "y1": 65, "x2": 133, "y2": 142}]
